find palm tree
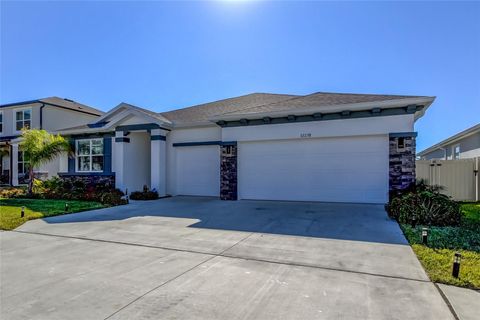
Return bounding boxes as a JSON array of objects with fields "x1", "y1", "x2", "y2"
[{"x1": 20, "y1": 129, "x2": 71, "y2": 194}]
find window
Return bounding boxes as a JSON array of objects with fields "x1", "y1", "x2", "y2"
[
  {"x1": 397, "y1": 137, "x2": 405, "y2": 151},
  {"x1": 76, "y1": 139, "x2": 104, "y2": 172},
  {"x1": 453, "y1": 145, "x2": 460, "y2": 159},
  {"x1": 18, "y1": 150, "x2": 30, "y2": 175},
  {"x1": 0, "y1": 111, "x2": 3, "y2": 132},
  {"x1": 15, "y1": 109, "x2": 31, "y2": 131}
]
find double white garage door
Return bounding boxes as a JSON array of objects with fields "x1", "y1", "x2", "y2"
[{"x1": 176, "y1": 135, "x2": 388, "y2": 203}]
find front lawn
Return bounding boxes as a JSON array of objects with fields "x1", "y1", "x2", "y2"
[
  {"x1": 400, "y1": 203, "x2": 480, "y2": 289},
  {"x1": 0, "y1": 198, "x2": 104, "y2": 230}
]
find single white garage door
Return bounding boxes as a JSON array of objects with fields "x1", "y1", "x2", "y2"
[
  {"x1": 175, "y1": 145, "x2": 220, "y2": 196},
  {"x1": 238, "y1": 135, "x2": 388, "y2": 203}
]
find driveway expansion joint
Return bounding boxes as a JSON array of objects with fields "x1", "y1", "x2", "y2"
[
  {"x1": 11, "y1": 230, "x2": 430, "y2": 284},
  {"x1": 102, "y1": 231, "x2": 256, "y2": 319}
]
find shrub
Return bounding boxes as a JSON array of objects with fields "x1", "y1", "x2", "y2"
[
  {"x1": 100, "y1": 189, "x2": 127, "y2": 206},
  {"x1": 0, "y1": 187, "x2": 27, "y2": 199},
  {"x1": 23, "y1": 177, "x2": 127, "y2": 206},
  {"x1": 388, "y1": 181, "x2": 461, "y2": 227},
  {"x1": 129, "y1": 186, "x2": 159, "y2": 200}
]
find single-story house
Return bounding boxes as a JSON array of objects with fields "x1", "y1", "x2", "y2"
[
  {"x1": 417, "y1": 123, "x2": 480, "y2": 160},
  {"x1": 0, "y1": 97, "x2": 103, "y2": 185},
  {"x1": 49, "y1": 91, "x2": 435, "y2": 204}
]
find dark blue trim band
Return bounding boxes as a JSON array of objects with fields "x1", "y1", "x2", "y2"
[
  {"x1": 58, "y1": 172, "x2": 115, "y2": 177},
  {"x1": 69, "y1": 132, "x2": 114, "y2": 139},
  {"x1": 220, "y1": 141, "x2": 237, "y2": 146},
  {"x1": 0, "y1": 135, "x2": 19, "y2": 142},
  {"x1": 217, "y1": 105, "x2": 424, "y2": 128},
  {"x1": 151, "y1": 135, "x2": 166, "y2": 141},
  {"x1": 173, "y1": 141, "x2": 221, "y2": 147},
  {"x1": 115, "y1": 123, "x2": 171, "y2": 132},
  {"x1": 115, "y1": 137, "x2": 130, "y2": 143},
  {"x1": 172, "y1": 141, "x2": 237, "y2": 147},
  {"x1": 389, "y1": 132, "x2": 418, "y2": 138},
  {"x1": 88, "y1": 121, "x2": 109, "y2": 128}
]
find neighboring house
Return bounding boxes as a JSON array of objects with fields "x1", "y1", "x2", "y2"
[
  {"x1": 417, "y1": 123, "x2": 480, "y2": 160},
  {"x1": 54, "y1": 92, "x2": 435, "y2": 204},
  {"x1": 0, "y1": 97, "x2": 103, "y2": 185}
]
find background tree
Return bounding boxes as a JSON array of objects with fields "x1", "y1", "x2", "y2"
[{"x1": 20, "y1": 129, "x2": 71, "y2": 194}]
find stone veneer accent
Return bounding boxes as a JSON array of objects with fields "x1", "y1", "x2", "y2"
[
  {"x1": 389, "y1": 134, "x2": 416, "y2": 194},
  {"x1": 220, "y1": 144, "x2": 237, "y2": 200},
  {"x1": 58, "y1": 174, "x2": 115, "y2": 189}
]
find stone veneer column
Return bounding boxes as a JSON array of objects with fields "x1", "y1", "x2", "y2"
[
  {"x1": 220, "y1": 142, "x2": 237, "y2": 200},
  {"x1": 389, "y1": 133, "x2": 417, "y2": 194}
]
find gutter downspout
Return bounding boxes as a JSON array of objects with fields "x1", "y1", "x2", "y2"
[{"x1": 39, "y1": 103, "x2": 46, "y2": 129}]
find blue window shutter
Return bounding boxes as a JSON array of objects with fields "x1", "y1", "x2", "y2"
[{"x1": 103, "y1": 137, "x2": 112, "y2": 174}]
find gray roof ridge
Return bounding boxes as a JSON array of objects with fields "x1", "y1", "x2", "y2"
[
  {"x1": 159, "y1": 92, "x2": 297, "y2": 116},
  {"x1": 215, "y1": 92, "x2": 317, "y2": 117}
]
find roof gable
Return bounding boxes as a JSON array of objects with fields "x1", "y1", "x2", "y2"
[{"x1": 89, "y1": 102, "x2": 172, "y2": 129}]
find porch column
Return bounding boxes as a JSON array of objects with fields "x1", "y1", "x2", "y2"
[
  {"x1": 114, "y1": 131, "x2": 129, "y2": 193},
  {"x1": 11, "y1": 143, "x2": 19, "y2": 186},
  {"x1": 150, "y1": 129, "x2": 167, "y2": 196}
]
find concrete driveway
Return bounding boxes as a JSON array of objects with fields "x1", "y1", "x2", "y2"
[{"x1": 1, "y1": 197, "x2": 454, "y2": 319}]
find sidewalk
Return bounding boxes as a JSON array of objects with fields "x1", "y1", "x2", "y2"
[{"x1": 437, "y1": 284, "x2": 480, "y2": 320}]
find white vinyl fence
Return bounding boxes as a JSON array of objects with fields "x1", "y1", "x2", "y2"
[{"x1": 416, "y1": 157, "x2": 479, "y2": 201}]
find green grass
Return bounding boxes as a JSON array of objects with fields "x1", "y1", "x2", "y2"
[
  {"x1": 401, "y1": 203, "x2": 480, "y2": 289},
  {"x1": 0, "y1": 198, "x2": 104, "y2": 230},
  {"x1": 461, "y1": 202, "x2": 480, "y2": 223}
]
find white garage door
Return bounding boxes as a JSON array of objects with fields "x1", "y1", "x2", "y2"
[
  {"x1": 238, "y1": 135, "x2": 388, "y2": 203},
  {"x1": 176, "y1": 146, "x2": 220, "y2": 196}
]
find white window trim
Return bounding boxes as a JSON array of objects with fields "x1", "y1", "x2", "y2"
[
  {"x1": 18, "y1": 150, "x2": 30, "y2": 175},
  {"x1": 75, "y1": 138, "x2": 104, "y2": 173},
  {"x1": 452, "y1": 144, "x2": 461, "y2": 159},
  {"x1": 13, "y1": 108, "x2": 32, "y2": 134}
]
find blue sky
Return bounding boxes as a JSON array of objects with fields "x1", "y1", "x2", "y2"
[{"x1": 1, "y1": 1, "x2": 479, "y2": 151}]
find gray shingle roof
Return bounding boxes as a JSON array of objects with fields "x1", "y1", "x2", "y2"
[
  {"x1": 39, "y1": 97, "x2": 104, "y2": 116},
  {"x1": 160, "y1": 93, "x2": 299, "y2": 123},
  {"x1": 218, "y1": 92, "x2": 430, "y2": 117},
  {"x1": 0, "y1": 96, "x2": 104, "y2": 116}
]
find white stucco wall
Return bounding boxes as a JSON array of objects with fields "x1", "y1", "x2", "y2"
[
  {"x1": 222, "y1": 114, "x2": 415, "y2": 142},
  {"x1": 421, "y1": 132, "x2": 480, "y2": 160},
  {"x1": 0, "y1": 103, "x2": 41, "y2": 136},
  {"x1": 166, "y1": 126, "x2": 221, "y2": 195},
  {"x1": 42, "y1": 106, "x2": 99, "y2": 131},
  {"x1": 122, "y1": 132, "x2": 151, "y2": 192}
]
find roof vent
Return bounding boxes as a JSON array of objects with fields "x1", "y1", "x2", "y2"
[{"x1": 406, "y1": 105, "x2": 417, "y2": 113}]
